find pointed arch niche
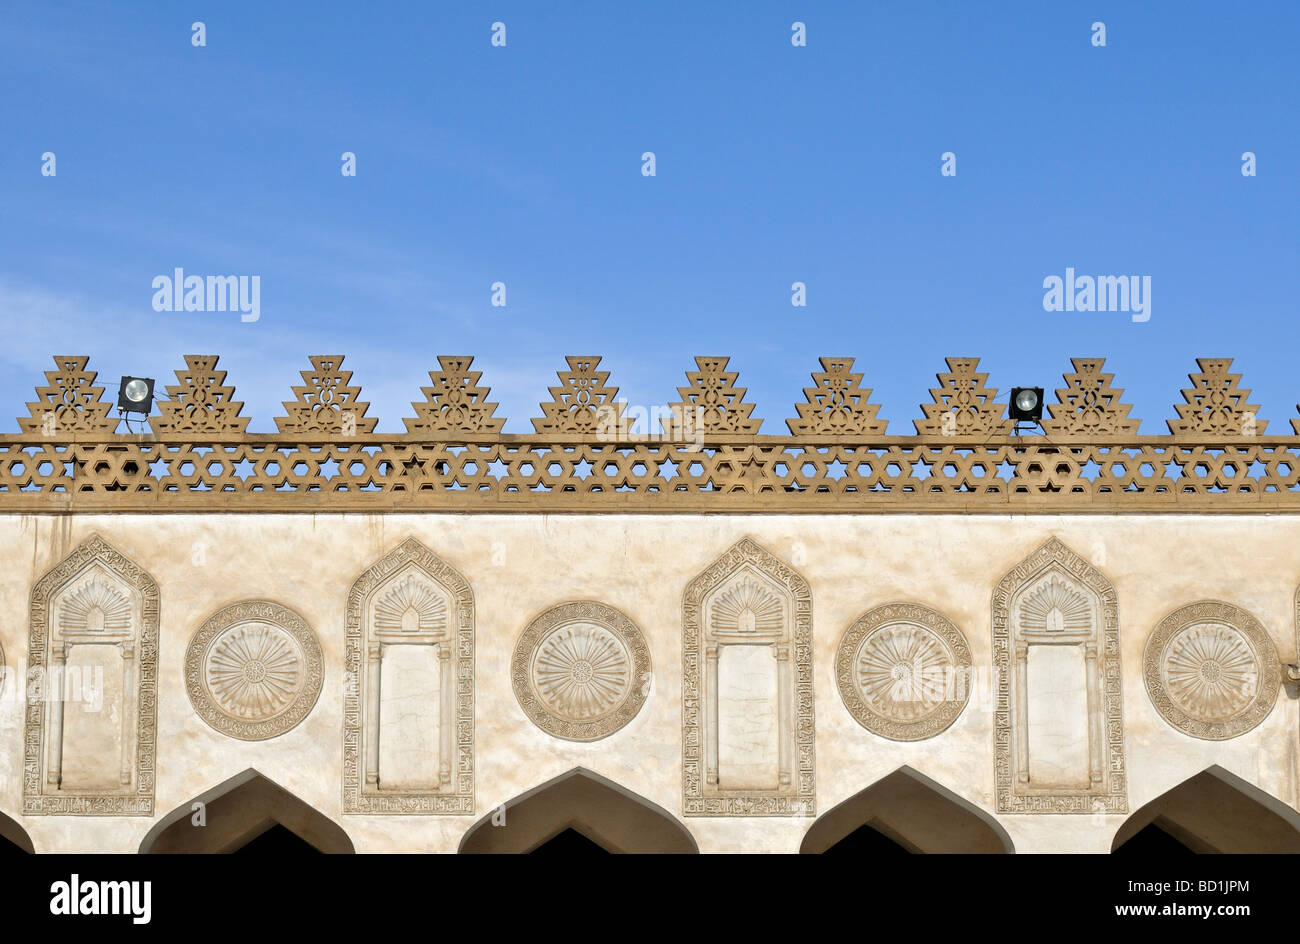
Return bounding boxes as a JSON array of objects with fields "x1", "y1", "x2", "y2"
[
  {"x1": 801, "y1": 767, "x2": 1013, "y2": 854},
  {"x1": 25, "y1": 536, "x2": 158, "y2": 815},
  {"x1": 992, "y1": 538, "x2": 1126, "y2": 814},
  {"x1": 342, "y1": 538, "x2": 474, "y2": 814},
  {"x1": 459, "y1": 768, "x2": 698, "y2": 854},
  {"x1": 140, "y1": 769, "x2": 354, "y2": 853},
  {"x1": 1111, "y1": 767, "x2": 1300, "y2": 853},
  {"x1": 683, "y1": 538, "x2": 815, "y2": 816}
]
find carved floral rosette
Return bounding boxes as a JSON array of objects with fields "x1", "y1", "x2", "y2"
[
  {"x1": 1143, "y1": 600, "x2": 1280, "y2": 740},
  {"x1": 512, "y1": 601, "x2": 652, "y2": 742},
  {"x1": 836, "y1": 602, "x2": 972, "y2": 741},
  {"x1": 185, "y1": 600, "x2": 323, "y2": 741}
]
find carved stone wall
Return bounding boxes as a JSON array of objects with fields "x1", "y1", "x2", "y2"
[
  {"x1": 992, "y1": 538, "x2": 1127, "y2": 814},
  {"x1": 1143, "y1": 601, "x2": 1280, "y2": 740},
  {"x1": 682, "y1": 538, "x2": 815, "y2": 816},
  {"x1": 5, "y1": 513, "x2": 1300, "y2": 853},
  {"x1": 24, "y1": 536, "x2": 158, "y2": 815},
  {"x1": 342, "y1": 538, "x2": 475, "y2": 813}
]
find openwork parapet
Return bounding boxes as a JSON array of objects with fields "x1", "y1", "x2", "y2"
[{"x1": 8, "y1": 353, "x2": 1300, "y2": 513}]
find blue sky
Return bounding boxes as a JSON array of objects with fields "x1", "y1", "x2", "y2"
[{"x1": 2, "y1": 1, "x2": 1296, "y2": 433}]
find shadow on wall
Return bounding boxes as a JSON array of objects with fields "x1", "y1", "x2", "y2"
[
  {"x1": 0, "y1": 810, "x2": 34, "y2": 854},
  {"x1": 1111, "y1": 765, "x2": 1300, "y2": 854},
  {"x1": 801, "y1": 766, "x2": 1014, "y2": 854},
  {"x1": 460, "y1": 767, "x2": 699, "y2": 854},
  {"x1": 139, "y1": 768, "x2": 354, "y2": 854}
]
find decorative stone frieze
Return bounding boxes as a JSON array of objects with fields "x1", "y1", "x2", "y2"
[
  {"x1": 8, "y1": 353, "x2": 1300, "y2": 513},
  {"x1": 275, "y1": 354, "x2": 377, "y2": 434}
]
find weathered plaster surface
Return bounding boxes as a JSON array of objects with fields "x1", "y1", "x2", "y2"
[{"x1": 1, "y1": 512, "x2": 1297, "y2": 853}]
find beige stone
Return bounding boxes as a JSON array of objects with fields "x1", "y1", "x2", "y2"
[{"x1": 2, "y1": 511, "x2": 1300, "y2": 853}]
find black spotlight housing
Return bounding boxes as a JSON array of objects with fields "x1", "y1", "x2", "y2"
[
  {"x1": 117, "y1": 376, "x2": 156, "y2": 414},
  {"x1": 1008, "y1": 386, "x2": 1044, "y2": 424}
]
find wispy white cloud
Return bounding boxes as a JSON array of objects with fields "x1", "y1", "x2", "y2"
[{"x1": 0, "y1": 279, "x2": 590, "y2": 433}]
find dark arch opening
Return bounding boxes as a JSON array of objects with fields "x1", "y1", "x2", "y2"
[
  {"x1": 0, "y1": 810, "x2": 34, "y2": 854},
  {"x1": 530, "y1": 827, "x2": 611, "y2": 855},
  {"x1": 1111, "y1": 766, "x2": 1300, "y2": 854},
  {"x1": 822, "y1": 822, "x2": 916, "y2": 855},
  {"x1": 139, "y1": 769, "x2": 354, "y2": 854},
  {"x1": 801, "y1": 767, "x2": 1014, "y2": 854},
  {"x1": 459, "y1": 768, "x2": 698, "y2": 854}
]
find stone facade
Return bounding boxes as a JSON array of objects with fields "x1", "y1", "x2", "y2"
[{"x1": 3, "y1": 353, "x2": 1300, "y2": 854}]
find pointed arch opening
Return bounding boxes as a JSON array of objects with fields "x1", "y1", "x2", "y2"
[
  {"x1": 459, "y1": 768, "x2": 698, "y2": 854},
  {"x1": 139, "y1": 769, "x2": 354, "y2": 854},
  {"x1": 1111, "y1": 766, "x2": 1300, "y2": 854},
  {"x1": 801, "y1": 767, "x2": 1013, "y2": 854},
  {"x1": 0, "y1": 810, "x2": 34, "y2": 854}
]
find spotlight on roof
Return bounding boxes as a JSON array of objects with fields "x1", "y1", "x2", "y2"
[
  {"x1": 1008, "y1": 386, "x2": 1044, "y2": 432},
  {"x1": 117, "y1": 376, "x2": 155, "y2": 415}
]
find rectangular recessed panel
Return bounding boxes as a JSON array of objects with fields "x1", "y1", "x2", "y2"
[
  {"x1": 378, "y1": 645, "x2": 440, "y2": 791},
  {"x1": 59, "y1": 644, "x2": 124, "y2": 791},
  {"x1": 717, "y1": 644, "x2": 780, "y2": 791},
  {"x1": 1026, "y1": 643, "x2": 1090, "y2": 789}
]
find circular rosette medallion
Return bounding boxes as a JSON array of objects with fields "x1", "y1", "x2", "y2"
[
  {"x1": 512, "y1": 601, "x2": 651, "y2": 741},
  {"x1": 835, "y1": 603, "x2": 972, "y2": 741},
  {"x1": 1144, "y1": 601, "x2": 1279, "y2": 740},
  {"x1": 186, "y1": 600, "x2": 323, "y2": 741}
]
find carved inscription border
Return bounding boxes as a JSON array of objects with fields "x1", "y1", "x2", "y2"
[
  {"x1": 991, "y1": 538, "x2": 1127, "y2": 814},
  {"x1": 24, "y1": 535, "x2": 158, "y2": 816},
  {"x1": 342, "y1": 538, "x2": 475, "y2": 814},
  {"x1": 682, "y1": 537, "x2": 815, "y2": 817}
]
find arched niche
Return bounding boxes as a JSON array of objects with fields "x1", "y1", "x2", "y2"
[
  {"x1": 139, "y1": 769, "x2": 354, "y2": 854},
  {"x1": 800, "y1": 767, "x2": 1013, "y2": 854},
  {"x1": 0, "y1": 810, "x2": 34, "y2": 853},
  {"x1": 1111, "y1": 766, "x2": 1300, "y2": 854},
  {"x1": 342, "y1": 537, "x2": 475, "y2": 814},
  {"x1": 682, "y1": 537, "x2": 815, "y2": 817},
  {"x1": 26, "y1": 535, "x2": 159, "y2": 815},
  {"x1": 459, "y1": 768, "x2": 698, "y2": 854},
  {"x1": 991, "y1": 537, "x2": 1126, "y2": 814}
]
